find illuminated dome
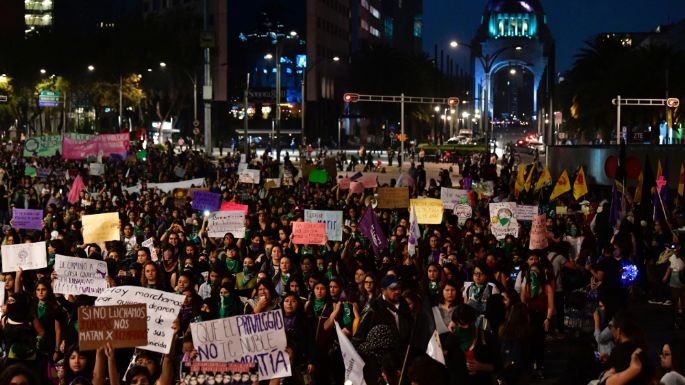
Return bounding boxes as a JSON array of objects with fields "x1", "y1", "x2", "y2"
[
  {"x1": 485, "y1": 0, "x2": 544, "y2": 14},
  {"x1": 482, "y1": 0, "x2": 546, "y2": 39}
]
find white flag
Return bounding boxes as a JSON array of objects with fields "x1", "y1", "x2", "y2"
[
  {"x1": 335, "y1": 321, "x2": 367, "y2": 385},
  {"x1": 408, "y1": 206, "x2": 420, "y2": 256},
  {"x1": 426, "y1": 328, "x2": 446, "y2": 365}
]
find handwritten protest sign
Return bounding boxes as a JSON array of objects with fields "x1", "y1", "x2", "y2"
[
  {"x1": 221, "y1": 202, "x2": 248, "y2": 215},
  {"x1": 377, "y1": 187, "x2": 409, "y2": 209},
  {"x1": 304, "y1": 210, "x2": 343, "y2": 241},
  {"x1": 141, "y1": 238, "x2": 158, "y2": 262},
  {"x1": 529, "y1": 214, "x2": 549, "y2": 250},
  {"x1": 410, "y1": 198, "x2": 444, "y2": 224},
  {"x1": 1, "y1": 241, "x2": 47, "y2": 273},
  {"x1": 89, "y1": 163, "x2": 104, "y2": 176},
  {"x1": 349, "y1": 181, "x2": 364, "y2": 194},
  {"x1": 516, "y1": 205, "x2": 538, "y2": 221},
  {"x1": 54, "y1": 255, "x2": 108, "y2": 296},
  {"x1": 78, "y1": 304, "x2": 148, "y2": 351},
  {"x1": 453, "y1": 204, "x2": 473, "y2": 225},
  {"x1": 338, "y1": 177, "x2": 351, "y2": 190},
  {"x1": 264, "y1": 178, "x2": 281, "y2": 189},
  {"x1": 208, "y1": 211, "x2": 245, "y2": 238},
  {"x1": 489, "y1": 202, "x2": 519, "y2": 240},
  {"x1": 190, "y1": 310, "x2": 291, "y2": 380},
  {"x1": 359, "y1": 174, "x2": 378, "y2": 188},
  {"x1": 82, "y1": 212, "x2": 120, "y2": 244},
  {"x1": 192, "y1": 190, "x2": 221, "y2": 212},
  {"x1": 556, "y1": 206, "x2": 568, "y2": 215},
  {"x1": 440, "y1": 188, "x2": 470, "y2": 210},
  {"x1": 292, "y1": 222, "x2": 327, "y2": 245},
  {"x1": 238, "y1": 169, "x2": 260, "y2": 184},
  {"x1": 12, "y1": 208, "x2": 43, "y2": 230},
  {"x1": 95, "y1": 286, "x2": 185, "y2": 354}
]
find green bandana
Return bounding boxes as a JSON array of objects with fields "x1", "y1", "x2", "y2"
[
  {"x1": 313, "y1": 298, "x2": 326, "y2": 315},
  {"x1": 529, "y1": 270, "x2": 540, "y2": 298},
  {"x1": 341, "y1": 302, "x2": 353, "y2": 328},
  {"x1": 326, "y1": 268, "x2": 334, "y2": 280},
  {"x1": 36, "y1": 302, "x2": 46, "y2": 320},
  {"x1": 472, "y1": 284, "x2": 484, "y2": 301},
  {"x1": 220, "y1": 295, "x2": 233, "y2": 318},
  {"x1": 281, "y1": 273, "x2": 290, "y2": 286},
  {"x1": 226, "y1": 258, "x2": 239, "y2": 273}
]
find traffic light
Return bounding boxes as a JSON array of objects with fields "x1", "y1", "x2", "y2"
[
  {"x1": 447, "y1": 97, "x2": 459, "y2": 107},
  {"x1": 666, "y1": 98, "x2": 680, "y2": 108},
  {"x1": 343, "y1": 93, "x2": 359, "y2": 103}
]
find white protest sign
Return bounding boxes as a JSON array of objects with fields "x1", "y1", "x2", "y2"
[
  {"x1": 440, "y1": 188, "x2": 469, "y2": 210},
  {"x1": 238, "y1": 169, "x2": 260, "y2": 184},
  {"x1": 89, "y1": 163, "x2": 104, "y2": 176},
  {"x1": 453, "y1": 204, "x2": 472, "y2": 225},
  {"x1": 238, "y1": 162, "x2": 248, "y2": 172},
  {"x1": 141, "y1": 238, "x2": 158, "y2": 262},
  {"x1": 304, "y1": 210, "x2": 343, "y2": 241},
  {"x1": 95, "y1": 286, "x2": 184, "y2": 354},
  {"x1": 1, "y1": 241, "x2": 47, "y2": 273},
  {"x1": 146, "y1": 178, "x2": 205, "y2": 193},
  {"x1": 190, "y1": 310, "x2": 291, "y2": 380},
  {"x1": 529, "y1": 213, "x2": 549, "y2": 250},
  {"x1": 208, "y1": 211, "x2": 245, "y2": 238},
  {"x1": 489, "y1": 202, "x2": 519, "y2": 240},
  {"x1": 516, "y1": 205, "x2": 538, "y2": 221},
  {"x1": 335, "y1": 322, "x2": 367, "y2": 385},
  {"x1": 54, "y1": 255, "x2": 108, "y2": 297}
]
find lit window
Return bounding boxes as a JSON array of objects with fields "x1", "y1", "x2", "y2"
[
  {"x1": 413, "y1": 15, "x2": 422, "y2": 38},
  {"x1": 370, "y1": 26, "x2": 380, "y2": 37},
  {"x1": 370, "y1": 6, "x2": 380, "y2": 19},
  {"x1": 361, "y1": 19, "x2": 368, "y2": 31},
  {"x1": 361, "y1": 0, "x2": 368, "y2": 10}
]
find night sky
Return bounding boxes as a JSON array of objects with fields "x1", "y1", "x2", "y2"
[{"x1": 423, "y1": 0, "x2": 685, "y2": 73}]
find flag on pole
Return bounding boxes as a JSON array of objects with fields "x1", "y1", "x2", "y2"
[
  {"x1": 634, "y1": 170, "x2": 644, "y2": 203},
  {"x1": 408, "y1": 206, "x2": 420, "y2": 257},
  {"x1": 514, "y1": 164, "x2": 526, "y2": 194},
  {"x1": 358, "y1": 204, "x2": 388, "y2": 257},
  {"x1": 335, "y1": 322, "x2": 367, "y2": 385},
  {"x1": 535, "y1": 166, "x2": 552, "y2": 191},
  {"x1": 573, "y1": 166, "x2": 589, "y2": 200},
  {"x1": 67, "y1": 175, "x2": 86, "y2": 205},
  {"x1": 549, "y1": 170, "x2": 571, "y2": 201},
  {"x1": 678, "y1": 163, "x2": 684, "y2": 197},
  {"x1": 426, "y1": 328, "x2": 446, "y2": 365},
  {"x1": 524, "y1": 164, "x2": 535, "y2": 192}
]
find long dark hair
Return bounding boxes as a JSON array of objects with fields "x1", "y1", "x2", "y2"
[
  {"x1": 499, "y1": 302, "x2": 530, "y2": 340},
  {"x1": 62, "y1": 345, "x2": 95, "y2": 384}
]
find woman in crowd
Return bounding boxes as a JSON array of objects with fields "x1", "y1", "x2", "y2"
[
  {"x1": 61, "y1": 345, "x2": 95, "y2": 385},
  {"x1": 304, "y1": 280, "x2": 341, "y2": 385},
  {"x1": 282, "y1": 292, "x2": 317, "y2": 385},
  {"x1": 463, "y1": 262, "x2": 500, "y2": 317},
  {"x1": 434, "y1": 279, "x2": 460, "y2": 334},
  {"x1": 659, "y1": 337, "x2": 685, "y2": 385}
]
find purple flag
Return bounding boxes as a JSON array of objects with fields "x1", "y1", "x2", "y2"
[
  {"x1": 609, "y1": 181, "x2": 622, "y2": 228},
  {"x1": 191, "y1": 190, "x2": 221, "y2": 212},
  {"x1": 358, "y1": 204, "x2": 388, "y2": 257}
]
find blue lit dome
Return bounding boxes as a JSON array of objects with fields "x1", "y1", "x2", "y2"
[
  {"x1": 485, "y1": 0, "x2": 544, "y2": 14},
  {"x1": 483, "y1": 0, "x2": 546, "y2": 39}
]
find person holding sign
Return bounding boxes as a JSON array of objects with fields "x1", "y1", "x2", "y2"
[{"x1": 304, "y1": 280, "x2": 341, "y2": 385}]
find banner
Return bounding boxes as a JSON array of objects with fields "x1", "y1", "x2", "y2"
[
  {"x1": 221, "y1": 202, "x2": 248, "y2": 215},
  {"x1": 489, "y1": 202, "x2": 519, "y2": 240},
  {"x1": 95, "y1": 286, "x2": 185, "y2": 354},
  {"x1": 23, "y1": 133, "x2": 93, "y2": 157},
  {"x1": 208, "y1": 211, "x2": 245, "y2": 238},
  {"x1": 516, "y1": 205, "x2": 538, "y2": 221},
  {"x1": 62, "y1": 133, "x2": 130, "y2": 160},
  {"x1": 1, "y1": 241, "x2": 48, "y2": 272},
  {"x1": 410, "y1": 198, "x2": 444, "y2": 224},
  {"x1": 377, "y1": 187, "x2": 409, "y2": 209},
  {"x1": 78, "y1": 304, "x2": 148, "y2": 351},
  {"x1": 192, "y1": 190, "x2": 221, "y2": 212},
  {"x1": 292, "y1": 222, "x2": 327, "y2": 245},
  {"x1": 349, "y1": 181, "x2": 364, "y2": 194},
  {"x1": 335, "y1": 322, "x2": 366, "y2": 385},
  {"x1": 122, "y1": 178, "x2": 206, "y2": 195},
  {"x1": 11, "y1": 208, "x2": 43, "y2": 230},
  {"x1": 529, "y1": 214, "x2": 549, "y2": 250},
  {"x1": 304, "y1": 210, "x2": 343, "y2": 241},
  {"x1": 54, "y1": 255, "x2": 108, "y2": 296},
  {"x1": 238, "y1": 169, "x2": 260, "y2": 184},
  {"x1": 82, "y1": 212, "x2": 120, "y2": 244},
  {"x1": 190, "y1": 310, "x2": 291, "y2": 380},
  {"x1": 440, "y1": 188, "x2": 470, "y2": 210}
]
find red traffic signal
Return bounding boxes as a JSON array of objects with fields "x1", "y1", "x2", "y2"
[
  {"x1": 666, "y1": 98, "x2": 680, "y2": 108},
  {"x1": 343, "y1": 93, "x2": 359, "y2": 103},
  {"x1": 447, "y1": 97, "x2": 459, "y2": 106}
]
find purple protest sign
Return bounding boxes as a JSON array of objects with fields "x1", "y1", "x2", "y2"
[
  {"x1": 358, "y1": 204, "x2": 388, "y2": 257},
  {"x1": 191, "y1": 190, "x2": 221, "y2": 212},
  {"x1": 12, "y1": 208, "x2": 44, "y2": 230}
]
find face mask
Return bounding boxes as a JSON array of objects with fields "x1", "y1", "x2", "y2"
[{"x1": 568, "y1": 228, "x2": 578, "y2": 237}]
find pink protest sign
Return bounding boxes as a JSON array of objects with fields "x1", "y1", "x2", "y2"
[
  {"x1": 350, "y1": 181, "x2": 364, "y2": 194},
  {"x1": 359, "y1": 174, "x2": 378, "y2": 188},
  {"x1": 338, "y1": 177, "x2": 351, "y2": 190},
  {"x1": 220, "y1": 201, "x2": 248, "y2": 215},
  {"x1": 292, "y1": 222, "x2": 327, "y2": 245}
]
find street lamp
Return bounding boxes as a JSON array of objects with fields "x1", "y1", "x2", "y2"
[
  {"x1": 87, "y1": 65, "x2": 95, "y2": 72},
  {"x1": 40, "y1": 69, "x2": 46, "y2": 75}
]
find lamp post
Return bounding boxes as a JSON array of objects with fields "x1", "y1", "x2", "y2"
[
  {"x1": 450, "y1": 41, "x2": 521, "y2": 151},
  {"x1": 301, "y1": 55, "x2": 339, "y2": 147}
]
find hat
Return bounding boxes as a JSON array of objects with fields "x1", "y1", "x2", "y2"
[{"x1": 380, "y1": 275, "x2": 400, "y2": 289}]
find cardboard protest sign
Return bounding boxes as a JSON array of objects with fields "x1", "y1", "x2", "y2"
[
  {"x1": 556, "y1": 206, "x2": 568, "y2": 215},
  {"x1": 304, "y1": 210, "x2": 343, "y2": 241},
  {"x1": 489, "y1": 202, "x2": 519, "y2": 240},
  {"x1": 529, "y1": 214, "x2": 549, "y2": 250},
  {"x1": 220, "y1": 202, "x2": 248, "y2": 215},
  {"x1": 309, "y1": 169, "x2": 328, "y2": 184},
  {"x1": 410, "y1": 198, "x2": 444, "y2": 224},
  {"x1": 12, "y1": 208, "x2": 43, "y2": 230},
  {"x1": 238, "y1": 169, "x2": 260, "y2": 184},
  {"x1": 95, "y1": 286, "x2": 185, "y2": 354},
  {"x1": 89, "y1": 163, "x2": 104, "y2": 176},
  {"x1": 82, "y1": 212, "x2": 120, "y2": 244},
  {"x1": 292, "y1": 221, "x2": 327, "y2": 245},
  {"x1": 54, "y1": 255, "x2": 108, "y2": 296},
  {"x1": 338, "y1": 177, "x2": 351, "y2": 190},
  {"x1": 191, "y1": 310, "x2": 290, "y2": 380},
  {"x1": 264, "y1": 178, "x2": 281, "y2": 189},
  {"x1": 440, "y1": 188, "x2": 470, "y2": 210},
  {"x1": 516, "y1": 205, "x2": 538, "y2": 221},
  {"x1": 453, "y1": 204, "x2": 473, "y2": 225},
  {"x1": 191, "y1": 190, "x2": 221, "y2": 212},
  {"x1": 141, "y1": 238, "x2": 158, "y2": 262},
  {"x1": 78, "y1": 304, "x2": 148, "y2": 351},
  {"x1": 377, "y1": 187, "x2": 409, "y2": 209},
  {"x1": 1, "y1": 241, "x2": 48, "y2": 273},
  {"x1": 208, "y1": 211, "x2": 245, "y2": 238}
]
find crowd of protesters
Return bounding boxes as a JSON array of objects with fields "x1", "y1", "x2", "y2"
[{"x1": 0, "y1": 138, "x2": 683, "y2": 385}]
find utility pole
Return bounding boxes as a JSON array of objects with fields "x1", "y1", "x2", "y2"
[
  {"x1": 202, "y1": 0, "x2": 212, "y2": 156},
  {"x1": 244, "y1": 73, "x2": 249, "y2": 160}
]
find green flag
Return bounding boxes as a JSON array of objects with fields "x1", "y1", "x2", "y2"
[
  {"x1": 24, "y1": 166, "x2": 37, "y2": 177},
  {"x1": 137, "y1": 150, "x2": 147, "y2": 160},
  {"x1": 309, "y1": 169, "x2": 328, "y2": 184}
]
